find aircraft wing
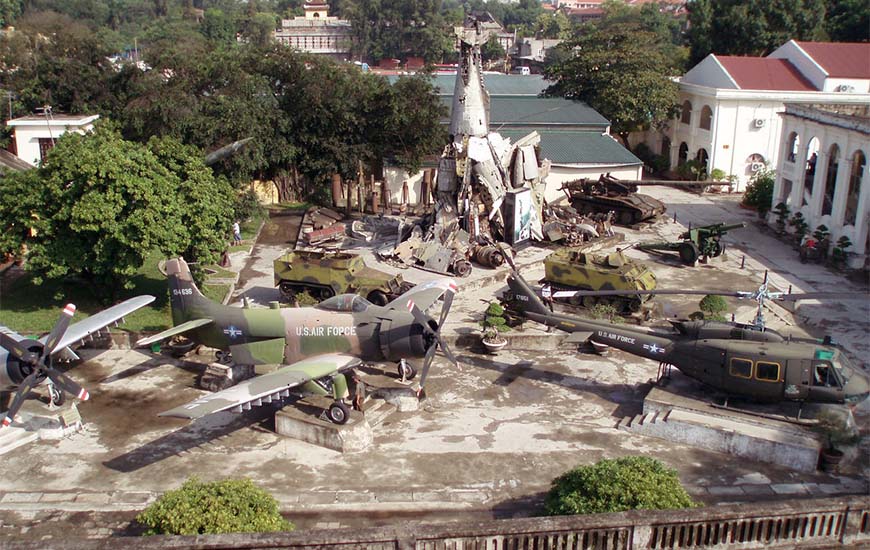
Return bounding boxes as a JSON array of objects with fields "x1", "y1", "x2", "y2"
[
  {"x1": 387, "y1": 278, "x2": 457, "y2": 313},
  {"x1": 135, "y1": 318, "x2": 214, "y2": 347},
  {"x1": 158, "y1": 353, "x2": 362, "y2": 420},
  {"x1": 49, "y1": 295, "x2": 156, "y2": 352}
]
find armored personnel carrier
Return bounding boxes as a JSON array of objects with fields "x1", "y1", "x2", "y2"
[
  {"x1": 273, "y1": 250, "x2": 413, "y2": 306},
  {"x1": 561, "y1": 174, "x2": 666, "y2": 226},
  {"x1": 544, "y1": 249, "x2": 657, "y2": 313}
]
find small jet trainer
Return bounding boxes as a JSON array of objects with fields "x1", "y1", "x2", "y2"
[
  {"x1": 137, "y1": 258, "x2": 458, "y2": 424},
  {"x1": 1, "y1": 295, "x2": 156, "y2": 427},
  {"x1": 504, "y1": 269, "x2": 870, "y2": 406}
]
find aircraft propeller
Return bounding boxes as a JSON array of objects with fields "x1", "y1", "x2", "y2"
[
  {"x1": 0, "y1": 304, "x2": 89, "y2": 428},
  {"x1": 405, "y1": 286, "x2": 459, "y2": 396}
]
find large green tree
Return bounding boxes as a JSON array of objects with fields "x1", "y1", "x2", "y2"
[
  {"x1": 824, "y1": 0, "x2": 870, "y2": 42},
  {"x1": 344, "y1": 0, "x2": 453, "y2": 63},
  {"x1": 687, "y1": 0, "x2": 827, "y2": 65},
  {"x1": 544, "y1": 21, "x2": 681, "y2": 148},
  {"x1": 0, "y1": 123, "x2": 233, "y2": 297}
]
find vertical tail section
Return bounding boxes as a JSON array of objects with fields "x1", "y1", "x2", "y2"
[
  {"x1": 505, "y1": 270, "x2": 550, "y2": 316},
  {"x1": 165, "y1": 258, "x2": 210, "y2": 324}
]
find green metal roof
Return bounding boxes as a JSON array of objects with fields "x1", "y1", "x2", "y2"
[
  {"x1": 499, "y1": 130, "x2": 642, "y2": 166},
  {"x1": 388, "y1": 73, "x2": 550, "y2": 95},
  {"x1": 438, "y1": 96, "x2": 609, "y2": 129}
]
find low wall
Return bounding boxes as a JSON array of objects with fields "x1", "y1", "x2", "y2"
[{"x1": 9, "y1": 495, "x2": 867, "y2": 549}]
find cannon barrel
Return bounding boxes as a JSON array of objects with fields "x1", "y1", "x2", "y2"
[{"x1": 680, "y1": 222, "x2": 746, "y2": 239}]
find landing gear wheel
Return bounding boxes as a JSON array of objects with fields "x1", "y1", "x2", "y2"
[
  {"x1": 327, "y1": 401, "x2": 350, "y2": 425},
  {"x1": 678, "y1": 242, "x2": 700, "y2": 265},
  {"x1": 397, "y1": 361, "x2": 417, "y2": 380},
  {"x1": 216, "y1": 350, "x2": 233, "y2": 365},
  {"x1": 367, "y1": 290, "x2": 389, "y2": 306},
  {"x1": 48, "y1": 385, "x2": 65, "y2": 407}
]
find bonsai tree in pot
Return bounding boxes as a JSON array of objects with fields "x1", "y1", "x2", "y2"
[
  {"x1": 815, "y1": 409, "x2": 859, "y2": 473},
  {"x1": 789, "y1": 212, "x2": 809, "y2": 246},
  {"x1": 772, "y1": 202, "x2": 789, "y2": 235},
  {"x1": 480, "y1": 301, "x2": 510, "y2": 352},
  {"x1": 830, "y1": 236, "x2": 852, "y2": 269}
]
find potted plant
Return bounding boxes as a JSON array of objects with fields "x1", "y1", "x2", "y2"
[
  {"x1": 815, "y1": 410, "x2": 858, "y2": 473},
  {"x1": 830, "y1": 236, "x2": 852, "y2": 269},
  {"x1": 480, "y1": 301, "x2": 509, "y2": 353},
  {"x1": 788, "y1": 212, "x2": 808, "y2": 247},
  {"x1": 772, "y1": 202, "x2": 789, "y2": 235}
]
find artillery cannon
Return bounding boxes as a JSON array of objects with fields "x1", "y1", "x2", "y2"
[{"x1": 636, "y1": 222, "x2": 746, "y2": 265}]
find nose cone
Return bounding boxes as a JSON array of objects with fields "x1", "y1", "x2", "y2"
[{"x1": 844, "y1": 369, "x2": 870, "y2": 404}]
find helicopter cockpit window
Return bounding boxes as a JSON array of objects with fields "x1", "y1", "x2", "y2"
[
  {"x1": 729, "y1": 358, "x2": 752, "y2": 379},
  {"x1": 315, "y1": 294, "x2": 371, "y2": 313},
  {"x1": 755, "y1": 361, "x2": 780, "y2": 382},
  {"x1": 812, "y1": 362, "x2": 839, "y2": 387},
  {"x1": 831, "y1": 350, "x2": 852, "y2": 385}
]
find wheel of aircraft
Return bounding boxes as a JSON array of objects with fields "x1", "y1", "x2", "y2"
[
  {"x1": 327, "y1": 401, "x2": 350, "y2": 424},
  {"x1": 397, "y1": 361, "x2": 417, "y2": 381},
  {"x1": 48, "y1": 384, "x2": 65, "y2": 407}
]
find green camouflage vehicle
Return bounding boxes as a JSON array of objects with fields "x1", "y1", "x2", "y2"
[
  {"x1": 544, "y1": 249, "x2": 657, "y2": 313},
  {"x1": 274, "y1": 250, "x2": 413, "y2": 306}
]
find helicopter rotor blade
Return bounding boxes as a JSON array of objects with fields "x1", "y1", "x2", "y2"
[
  {"x1": 773, "y1": 292, "x2": 867, "y2": 303},
  {"x1": 1, "y1": 371, "x2": 40, "y2": 428}
]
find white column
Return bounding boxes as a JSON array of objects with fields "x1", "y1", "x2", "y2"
[{"x1": 830, "y1": 156, "x2": 852, "y2": 227}]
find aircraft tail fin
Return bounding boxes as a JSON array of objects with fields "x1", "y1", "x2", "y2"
[
  {"x1": 505, "y1": 269, "x2": 550, "y2": 317},
  {"x1": 165, "y1": 258, "x2": 211, "y2": 320}
]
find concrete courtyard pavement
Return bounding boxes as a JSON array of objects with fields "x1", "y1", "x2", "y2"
[{"x1": 1, "y1": 187, "x2": 868, "y2": 540}]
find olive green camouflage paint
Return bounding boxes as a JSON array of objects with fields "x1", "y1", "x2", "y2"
[{"x1": 544, "y1": 250, "x2": 656, "y2": 311}]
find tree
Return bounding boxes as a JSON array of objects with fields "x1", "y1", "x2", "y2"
[
  {"x1": 824, "y1": 0, "x2": 870, "y2": 42},
  {"x1": 0, "y1": 123, "x2": 233, "y2": 298},
  {"x1": 544, "y1": 22, "x2": 681, "y2": 148},
  {"x1": 698, "y1": 294, "x2": 728, "y2": 321},
  {"x1": 480, "y1": 34, "x2": 506, "y2": 63},
  {"x1": 545, "y1": 456, "x2": 696, "y2": 515},
  {"x1": 742, "y1": 167, "x2": 775, "y2": 215},
  {"x1": 137, "y1": 477, "x2": 293, "y2": 535},
  {"x1": 0, "y1": 0, "x2": 21, "y2": 27},
  {"x1": 687, "y1": 0, "x2": 827, "y2": 65},
  {"x1": 344, "y1": 0, "x2": 453, "y2": 63}
]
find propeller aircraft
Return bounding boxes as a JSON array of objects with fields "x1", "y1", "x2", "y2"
[
  {"x1": 1, "y1": 295, "x2": 156, "y2": 427},
  {"x1": 503, "y1": 268, "x2": 870, "y2": 406},
  {"x1": 137, "y1": 258, "x2": 458, "y2": 424}
]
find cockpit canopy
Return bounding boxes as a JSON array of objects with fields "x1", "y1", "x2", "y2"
[{"x1": 315, "y1": 294, "x2": 371, "y2": 313}]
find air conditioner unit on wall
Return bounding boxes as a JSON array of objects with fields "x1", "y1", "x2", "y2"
[
  {"x1": 750, "y1": 162, "x2": 764, "y2": 172},
  {"x1": 753, "y1": 119, "x2": 766, "y2": 128}
]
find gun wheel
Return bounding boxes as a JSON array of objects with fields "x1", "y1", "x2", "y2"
[{"x1": 397, "y1": 361, "x2": 417, "y2": 380}]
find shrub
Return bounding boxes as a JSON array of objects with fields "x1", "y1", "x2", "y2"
[
  {"x1": 137, "y1": 477, "x2": 293, "y2": 536},
  {"x1": 789, "y1": 212, "x2": 809, "y2": 240},
  {"x1": 545, "y1": 456, "x2": 696, "y2": 515},
  {"x1": 742, "y1": 168, "x2": 775, "y2": 215},
  {"x1": 698, "y1": 294, "x2": 728, "y2": 321},
  {"x1": 481, "y1": 301, "x2": 510, "y2": 333},
  {"x1": 589, "y1": 303, "x2": 623, "y2": 323},
  {"x1": 773, "y1": 202, "x2": 789, "y2": 232}
]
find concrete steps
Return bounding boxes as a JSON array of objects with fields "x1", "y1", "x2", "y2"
[{"x1": 362, "y1": 399, "x2": 396, "y2": 428}]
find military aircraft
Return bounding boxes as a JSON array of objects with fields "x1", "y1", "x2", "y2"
[
  {"x1": 503, "y1": 268, "x2": 870, "y2": 406},
  {"x1": 136, "y1": 258, "x2": 457, "y2": 424},
  {"x1": 1, "y1": 295, "x2": 156, "y2": 427}
]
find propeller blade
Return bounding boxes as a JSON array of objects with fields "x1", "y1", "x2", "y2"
[
  {"x1": 41, "y1": 304, "x2": 76, "y2": 362},
  {"x1": 437, "y1": 333, "x2": 459, "y2": 367},
  {"x1": 0, "y1": 330, "x2": 30, "y2": 360},
  {"x1": 45, "y1": 369, "x2": 89, "y2": 401},
  {"x1": 2, "y1": 372, "x2": 40, "y2": 428},
  {"x1": 438, "y1": 289, "x2": 455, "y2": 329},
  {"x1": 417, "y1": 341, "x2": 438, "y2": 390}
]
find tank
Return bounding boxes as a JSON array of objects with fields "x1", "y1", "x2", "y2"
[
  {"x1": 544, "y1": 249, "x2": 657, "y2": 313},
  {"x1": 561, "y1": 174, "x2": 666, "y2": 226},
  {"x1": 273, "y1": 250, "x2": 413, "y2": 306}
]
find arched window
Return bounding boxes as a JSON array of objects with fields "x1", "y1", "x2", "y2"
[
  {"x1": 845, "y1": 150, "x2": 865, "y2": 226},
  {"x1": 822, "y1": 144, "x2": 840, "y2": 216},
  {"x1": 803, "y1": 137, "x2": 820, "y2": 207},
  {"x1": 678, "y1": 142, "x2": 688, "y2": 166},
  {"x1": 696, "y1": 148, "x2": 709, "y2": 173},
  {"x1": 786, "y1": 132, "x2": 800, "y2": 163},
  {"x1": 699, "y1": 106, "x2": 713, "y2": 130},
  {"x1": 680, "y1": 101, "x2": 692, "y2": 125}
]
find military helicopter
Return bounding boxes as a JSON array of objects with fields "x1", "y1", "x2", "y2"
[{"x1": 503, "y1": 268, "x2": 870, "y2": 406}]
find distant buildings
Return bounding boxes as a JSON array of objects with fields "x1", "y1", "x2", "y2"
[
  {"x1": 5, "y1": 113, "x2": 99, "y2": 167},
  {"x1": 273, "y1": 0, "x2": 352, "y2": 60}
]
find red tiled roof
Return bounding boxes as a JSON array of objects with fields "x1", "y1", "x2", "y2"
[
  {"x1": 716, "y1": 56, "x2": 816, "y2": 91},
  {"x1": 795, "y1": 42, "x2": 870, "y2": 78}
]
